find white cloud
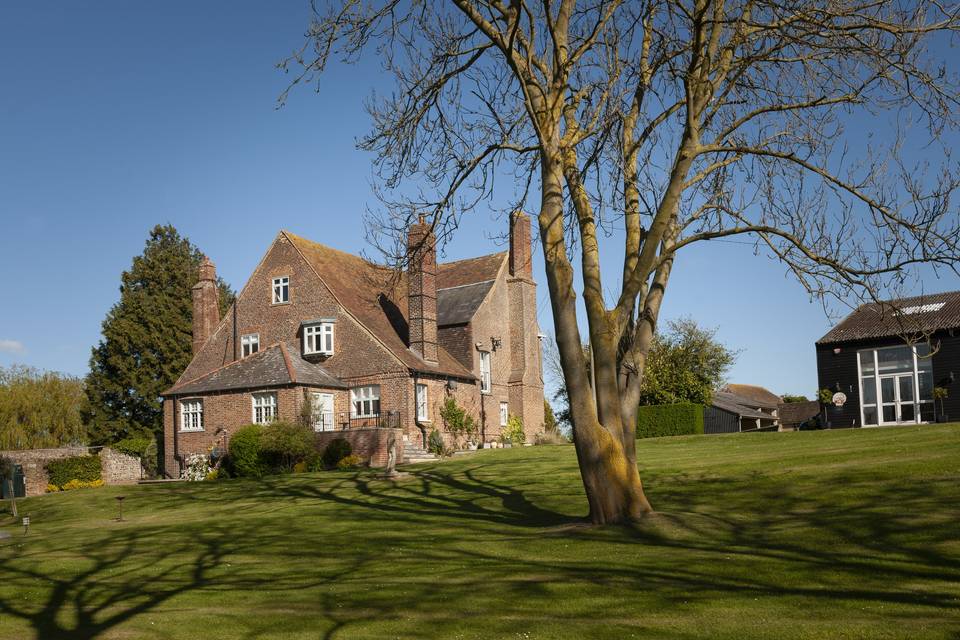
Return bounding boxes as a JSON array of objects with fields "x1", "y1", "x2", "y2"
[{"x1": 0, "y1": 340, "x2": 25, "y2": 354}]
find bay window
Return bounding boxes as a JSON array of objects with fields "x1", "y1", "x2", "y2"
[{"x1": 304, "y1": 322, "x2": 334, "y2": 356}]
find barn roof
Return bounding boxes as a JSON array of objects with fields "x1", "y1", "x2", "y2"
[{"x1": 817, "y1": 290, "x2": 960, "y2": 345}]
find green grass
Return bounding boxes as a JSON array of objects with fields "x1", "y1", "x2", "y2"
[{"x1": 2, "y1": 425, "x2": 959, "y2": 639}]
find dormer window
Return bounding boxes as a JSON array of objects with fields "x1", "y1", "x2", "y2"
[
  {"x1": 241, "y1": 333, "x2": 259, "y2": 358},
  {"x1": 272, "y1": 277, "x2": 289, "y2": 304},
  {"x1": 303, "y1": 321, "x2": 334, "y2": 356}
]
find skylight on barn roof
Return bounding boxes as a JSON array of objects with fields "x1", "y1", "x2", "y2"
[{"x1": 898, "y1": 302, "x2": 946, "y2": 315}]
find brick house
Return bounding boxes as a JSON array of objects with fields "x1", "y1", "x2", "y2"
[{"x1": 162, "y1": 213, "x2": 544, "y2": 476}]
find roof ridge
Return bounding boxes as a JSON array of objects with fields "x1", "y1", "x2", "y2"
[
  {"x1": 437, "y1": 279, "x2": 496, "y2": 292},
  {"x1": 438, "y1": 251, "x2": 508, "y2": 268},
  {"x1": 279, "y1": 342, "x2": 297, "y2": 384}
]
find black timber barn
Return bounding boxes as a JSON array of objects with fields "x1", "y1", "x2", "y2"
[{"x1": 816, "y1": 290, "x2": 960, "y2": 428}]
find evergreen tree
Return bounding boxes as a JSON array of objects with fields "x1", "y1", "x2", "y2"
[{"x1": 84, "y1": 225, "x2": 234, "y2": 444}]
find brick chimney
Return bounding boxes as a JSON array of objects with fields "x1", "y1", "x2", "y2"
[
  {"x1": 192, "y1": 256, "x2": 220, "y2": 355},
  {"x1": 407, "y1": 216, "x2": 438, "y2": 363},
  {"x1": 509, "y1": 211, "x2": 533, "y2": 280}
]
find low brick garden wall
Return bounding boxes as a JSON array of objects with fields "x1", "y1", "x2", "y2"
[{"x1": 315, "y1": 428, "x2": 402, "y2": 467}]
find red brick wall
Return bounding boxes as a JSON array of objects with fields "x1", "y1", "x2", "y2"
[
  {"x1": 179, "y1": 234, "x2": 407, "y2": 385},
  {"x1": 165, "y1": 386, "x2": 342, "y2": 476},
  {"x1": 315, "y1": 427, "x2": 402, "y2": 467}
]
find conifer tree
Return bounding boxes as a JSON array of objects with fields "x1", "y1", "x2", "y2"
[{"x1": 84, "y1": 225, "x2": 234, "y2": 445}]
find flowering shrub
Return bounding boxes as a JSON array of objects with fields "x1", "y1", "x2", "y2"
[
  {"x1": 336, "y1": 454, "x2": 363, "y2": 470},
  {"x1": 182, "y1": 453, "x2": 211, "y2": 481},
  {"x1": 46, "y1": 484, "x2": 61, "y2": 493},
  {"x1": 61, "y1": 479, "x2": 104, "y2": 491}
]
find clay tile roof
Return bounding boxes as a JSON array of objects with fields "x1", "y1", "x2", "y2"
[
  {"x1": 165, "y1": 342, "x2": 346, "y2": 396},
  {"x1": 437, "y1": 252, "x2": 506, "y2": 289},
  {"x1": 284, "y1": 231, "x2": 477, "y2": 380},
  {"x1": 777, "y1": 400, "x2": 821, "y2": 426},
  {"x1": 721, "y1": 384, "x2": 782, "y2": 408},
  {"x1": 817, "y1": 290, "x2": 960, "y2": 345}
]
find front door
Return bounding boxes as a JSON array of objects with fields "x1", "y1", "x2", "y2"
[
  {"x1": 879, "y1": 374, "x2": 918, "y2": 425},
  {"x1": 311, "y1": 393, "x2": 335, "y2": 431}
]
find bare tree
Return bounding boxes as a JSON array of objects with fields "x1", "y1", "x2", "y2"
[{"x1": 283, "y1": 1, "x2": 960, "y2": 523}]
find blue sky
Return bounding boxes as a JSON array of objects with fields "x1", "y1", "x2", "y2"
[{"x1": 1, "y1": 2, "x2": 956, "y2": 399}]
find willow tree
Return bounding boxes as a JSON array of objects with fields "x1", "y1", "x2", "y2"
[{"x1": 284, "y1": 1, "x2": 960, "y2": 523}]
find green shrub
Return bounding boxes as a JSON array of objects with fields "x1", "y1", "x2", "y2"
[
  {"x1": 260, "y1": 421, "x2": 315, "y2": 472},
  {"x1": 45, "y1": 455, "x2": 102, "y2": 489},
  {"x1": 636, "y1": 404, "x2": 705, "y2": 438},
  {"x1": 227, "y1": 424, "x2": 267, "y2": 478},
  {"x1": 110, "y1": 436, "x2": 152, "y2": 458},
  {"x1": 322, "y1": 438, "x2": 353, "y2": 469},
  {"x1": 438, "y1": 397, "x2": 476, "y2": 447},
  {"x1": 501, "y1": 415, "x2": 526, "y2": 445},
  {"x1": 427, "y1": 429, "x2": 445, "y2": 456},
  {"x1": 336, "y1": 454, "x2": 363, "y2": 470}
]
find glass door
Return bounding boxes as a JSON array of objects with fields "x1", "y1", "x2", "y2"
[
  {"x1": 311, "y1": 392, "x2": 335, "y2": 431},
  {"x1": 879, "y1": 374, "x2": 918, "y2": 425},
  {"x1": 897, "y1": 374, "x2": 916, "y2": 423}
]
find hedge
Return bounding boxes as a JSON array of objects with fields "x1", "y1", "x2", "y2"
[
  {"x1": 46, "y1": 455, "x2": 102, "y2": 489},
  {"x1": 636, "y1": 403, "x2": 704, "y2": 439},
  {"x1": 110, "y1": 436, "x2": 152, "y2": 459}
]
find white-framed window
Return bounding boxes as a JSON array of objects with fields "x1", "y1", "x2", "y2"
[
  {"x1": 304, "y1": 322, "x2": 334, "y2": 355},
  {"x1": 479, "y1": 351, "x2": 491, "y2": 393},
  {"x1": 241, "y1": 333, "x2": 260, "y2": 358},
  {"x1": 499, "y1": 401, "x2": 509, "y2": 427},
  {"x1": 856, "y1": 343, "x2": 934, "y2": 426},
  {"x1": 351, "y1": 385, "x2": 380, "y2": 418},
  {"x1": 252, "y1": 392, "x2": 277, "y2": 424},
  {"x1": 415, "y1": 383, "x2": 429, "y2": 421},
  {"x1": 272, "y1": 276, "x2": 289, "y2": 304},
  {"x1": 180, "y1": 399, "x2": 204, "y2": 432}
]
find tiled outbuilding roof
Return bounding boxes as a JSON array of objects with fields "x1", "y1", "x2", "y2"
[
  {"x1": 817, "y1": 290, "x2": 960, "y2": 345},
  {"x1": 722, "y1": 384, "x2": 781, "y2": 409},
  {"x1": 166, "y1": 342, "x2": 346, "y2": 396},
  {"x1": 285, "y1": 231, "x2": 487, "y2": 380},
  {"x1": 710, "y1": 391, "x2": 777, "y2": 420},
  {"x1": 778, "y1": 400, "x2": 821, "y2": 426}
]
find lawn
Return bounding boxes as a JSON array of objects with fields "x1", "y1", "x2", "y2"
[{"x1": 1, "y1": 425, "x2": 959, "y2": 639}]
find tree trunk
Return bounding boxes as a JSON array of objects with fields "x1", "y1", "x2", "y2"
[
  {"x1": 538, "y1": 149, "x2": 653, "y2": 525},
  {"x1": 573, "y1": 419, "x2": 652, "y2": 523}
]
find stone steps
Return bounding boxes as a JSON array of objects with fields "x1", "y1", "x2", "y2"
[{"x1": 402, "y1": 443, "x2": 438, "y2": 464}]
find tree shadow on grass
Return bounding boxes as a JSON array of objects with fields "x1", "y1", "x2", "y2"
[{"x1": 1, "y1": 457, "x2": 958, "y2": 638}]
